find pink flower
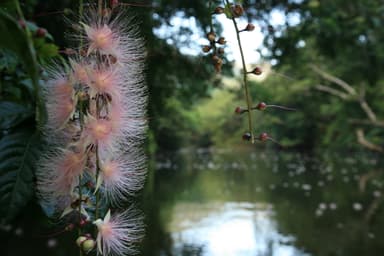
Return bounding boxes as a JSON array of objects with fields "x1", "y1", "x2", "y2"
[
  {"x1": 45, "y1": 77, "x2": 76, "y2": 129},
  {"x1": 93, "y1": 208, "x2": 144, "y2": 256},
  {"x1": 97, "y1": 156, "x2": 146, "y2": 205},
  {"x1": 83, "y1": 116, "x2": 116, "y2": 153},
  {"x1": 37, "y1": 148, "x2": 87, "y2": 212},
  {"x1": 88, "y1": 66, "x2": 120, "y2": 98},
  {"x1": 83, "y1": 23, "x2": 119, "y2": 56},
  {"x1": 70, "y1": 59, "x2": 90, "y2": 85}
]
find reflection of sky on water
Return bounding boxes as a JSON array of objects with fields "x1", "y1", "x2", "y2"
[{"x1": 168, "y1": 202, "x2": 309, "y2": 256}]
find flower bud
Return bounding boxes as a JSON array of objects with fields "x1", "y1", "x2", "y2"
[
  {"x1": 259, "y1": 132, "x2": 269, "y2": 142},
  {"x1": 213, "y1": 6, "x2": 224, "y2": 14},
  {"x1": 76, "y1": 236, "x2": 87, "y2": 247},
  {"x1": 202, "y1": 45, "x2": 211, "y2": 53},
  {"x1": 110, "y1": 0, "x2": 119, "y2": 8},
  {"x1": 251, "y1": 67, "x2": 262, "y2": 75},
  {"x1": 235, "y1": 106, "x2": 246, "y2": 114},
  {"x1": 79, "y1": 218, "x2": 88, "y2": 227},
  {"x1": 244, "y1": 23, "x2": 255, "y2": 32},
  {"x1": 82, "y1": 239, "x2": 95, "y2": 252},
  {"x1": 35, "y1": 28, "x2": 47, "y2": 38},
  {"x1": 217, "y1": 37, "x2": 226, "y2": 45},
  {"x1": 231, "y1": 4, "x2": 244, "y2": 17},
  {"x1": 256, "y1": 102, "x2": 267, "y2": 110},
  {"x1": 218, "y1": 48, "x2": 225, "y2": 55},
  {"x1": 207, "y1": 32, "x2": 216, "y2": 42}
]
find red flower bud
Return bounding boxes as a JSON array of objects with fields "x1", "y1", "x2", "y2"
[
  {"x1": 244, "y1": 23, "x2": 255, "y2": 32},
  {"x1": 36, "y1": 28, "x2": 47, "y2": 38},
  {"x1": 235, "y1": 106, "x2": 246, "y2": 114},
  {"x1": 259, "y1": 132, "x2": 269, "y2": 142},
  {"x1": 110, "y1": 0, "x2": 119, "y2": 8},
  {"x1": 79, "y1": 219, "x2": 87, "y2": 227},
  {"x1": 251, "y1": 67, "x2": 262, "y2": 75},
  {"x1": 256, "y1": 102, "x2": 267, "y2": 110}
]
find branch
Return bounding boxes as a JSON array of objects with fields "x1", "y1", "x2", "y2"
[
  {"x1": 348, "y1": 119, "x2": 384, "y2": 128},
  {"x1": 314, "y1": 84, "x2": 349, "y2": 99},
  {"x1": 310, "y1": 65, "x2": 357, "y2": 95},
  {"x1": 356, "y1": 129, "x2": 383, "y2": 153},
  {"x1": 359, "y1": 98, "x2": 377, "y2": 122}
]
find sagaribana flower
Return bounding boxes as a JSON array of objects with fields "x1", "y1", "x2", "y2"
[
  {"x1": 96, "y1": 156, "x2": 146, "y2": 205},
  {"x1": 44, "y1": 76, "x2": 77, "y2": 130},
  {"x1": 93, "y1": 208, "x2": 144, "y2": 256},
  {"x1": 37, "y1": 147, "x2": 87, "y2": 213},
  {"x1": 88, "y1": 66, "x2": 120, "y2": 98},
  {"x1": 83, "y1": 23, "x2": 119, "y2": 56},
  {"x1": 70, "y1": 59, "x2": 90, "y2": 85}
]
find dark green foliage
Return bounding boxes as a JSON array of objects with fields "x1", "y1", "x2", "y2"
[
  {"x1": 0, "y1": 4, "x2": 57, "y2": 221},
  {"x1": 0, "y1": 131, "x2": 42, "y2": 221},
  {"x1": 0, "y1": 101, "x2": 33, "y2": 129}
]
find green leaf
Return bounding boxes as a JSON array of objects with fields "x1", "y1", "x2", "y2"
[
  {"x1": 0, "y1": 10, "x2": 46, "y2": 126},
  {"x1": 0, "y1": 131, "x2": 42, "y2": 220},
  {"x1": 0, "y1": 101, "x2": 34, "y2": 129},
  {"x1": 37, "y1": 43, "x2": 59, "y2": 59},
  {"x1": 0, "y1": 10, "x2": 39, "y2": 91}
]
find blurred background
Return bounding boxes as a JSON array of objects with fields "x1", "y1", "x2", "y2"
[{"x1": 0, "y1": 0, "x2": 383, "y2": 255}]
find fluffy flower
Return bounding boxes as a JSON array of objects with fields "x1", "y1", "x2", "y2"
[
  {"x1": 93, "y1": 208, "x2": 144, "y2": 256},
  {"x1": 37, "y1": 148, "x2": 87, "y2": 213},
  {"x1": 45, "y1": 76, "x2": 76, "y2": 129},
  {"x1": 83, "y1": 23, "x2": 119, "y2": 56},
  {"x1": 97, "y1": 154, "x2": 146, "y2": 205}
]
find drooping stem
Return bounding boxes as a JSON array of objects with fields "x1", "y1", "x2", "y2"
[
  {"x1": 225, "y1": 0, "x2": 254, "y2": 143},
  {"x1": 98, "y1": 0, "x2": 103, "y2": 16},
  {"x1": 94, "y1": 96, "x2": 102, "y2": 221},
  {"x1": 95, "y1": 144, "x2": 101, "y2": 220},
  {"x1": 13, "y1": 0, "x2": 44, "y2": 127},
  {"x1": 78, "y1": 3, "x2": 84, "y2": 256}
]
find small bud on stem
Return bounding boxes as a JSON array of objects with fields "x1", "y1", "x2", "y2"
[
  {"x1": 248, "y1": 67, "x2": 262, "y2": 75},
  {"x1": 240, "y1": 23, "x2": 255, "y2": 32},
  {"x1": 231, "y1": 4, "x2": 244, "y2": 17},
  {"x1": 207, "y1": 32, "x2": 216, "y2": 42},
  {"x1": 213, "y1": 6, "x2": 225, "y2": 14}
]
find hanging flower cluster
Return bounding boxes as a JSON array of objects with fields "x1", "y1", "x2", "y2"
[
  {"x1": 37, "y1": 4, "x2": 146, "y2": 255},
  {"x1": 203, "y1": 1, "x2": 295, "y2": 145}
]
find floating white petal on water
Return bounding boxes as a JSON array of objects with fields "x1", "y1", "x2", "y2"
[
  {"x1": 318, "y1": 203, "x2": 327, "y2": 210},
  {"x1": 329, "y1": 203, "x2": 337, "y2": 210},
  {"x1": 373, "y1": 191, "x2": 381, "y2": 198},
  {"x1": 353, "y1": 203, "x2": 363, "y2": 211}
]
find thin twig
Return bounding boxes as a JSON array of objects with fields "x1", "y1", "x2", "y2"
[
  {"x1": 314, "y1": 84, "x2": 349, "y2": 99},
  {"x1": 310, "y1": 64, "x2": 357, "y2": 95},
  {"x1": 356, "y1": 129, "x2": 383, "y2": 153}
]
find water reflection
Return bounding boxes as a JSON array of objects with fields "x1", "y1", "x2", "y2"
[
  {"x1": 169, "y1": 202, "x2": 308, "y2": 256},
  {"x1": 2, "y1": 149, "x2": 383, "y2": 255},
  {"x1": 142, "y1": 149, "x2": 384, "y2": 256}
]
